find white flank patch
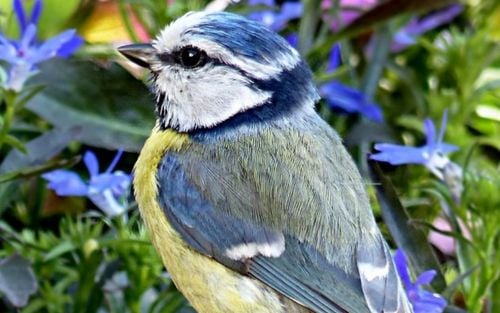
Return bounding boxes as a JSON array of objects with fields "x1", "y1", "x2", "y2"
[
  {"x1": 359, "y1": 261, "x2": 390, "y2": 282},
  {"x1": 225, "y1": 236, "x2": 285, "y2": 260}
]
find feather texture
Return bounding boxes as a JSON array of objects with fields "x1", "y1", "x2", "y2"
[{"x1": 151, "y1": 112, "x2": 411, "y2": 312}]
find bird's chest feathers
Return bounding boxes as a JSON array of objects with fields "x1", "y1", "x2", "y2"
[{"x1": 133, "y1": 128, "x2": 285, "y2": 313}]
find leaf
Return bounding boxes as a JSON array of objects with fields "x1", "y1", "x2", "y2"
[
  {"x1": 0, "y1": 254, "x2": 38, "y2": 307},
  {"x1": 43, "y1": 241, "x2": 77, "y2": 262},
  {"x1": 0, "y1": 156, "x2": 80, "y2": 184},
  {"x1": 345, "y1": 120, "x2": 394, "y2": 147},
  {"x1": 26, "y1": 58, "x2": 155, "y2": 152},
  {"x1": 368, "y1": 160, "x2": 447, "y2": 292},
  {"x1": 0, "y1": 127, "x2": 80, "y2": 215},
  {"x1": 441, "y1": 263, "x2": 481, "y2": 299},
  {"x1": 14, "y1": 84, "x2": 46, "y2": 111},
  {"x1": 0, "y1": 127, "x2": 81, "y2": 174}
]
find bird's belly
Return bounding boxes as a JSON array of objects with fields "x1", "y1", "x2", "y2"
[
  {"x1": 133, "y1": 128, "x2": 302, "y2": 313},
  {"x1": 141, "y1": 202, "x2": 290, "y2": 313}
]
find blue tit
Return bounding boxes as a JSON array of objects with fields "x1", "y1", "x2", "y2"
[{"x1": 118, "y1": 11, "x2": 413, "y2": 313}]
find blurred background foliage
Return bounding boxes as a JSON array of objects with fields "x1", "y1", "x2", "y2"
[{"x1": 0, "y1": 0, "x2": 498, "y2": 312}]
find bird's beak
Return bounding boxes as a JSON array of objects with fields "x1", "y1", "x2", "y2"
[{"x1": 118, "y1": 43, "x2": 155, "y2": 69}]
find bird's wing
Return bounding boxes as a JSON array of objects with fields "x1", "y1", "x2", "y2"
[
  {"x1": 158, "y1": 153, "x2": 369, "y2": 313},
  {"x1": 156, "y1": 123, "x2": 411, "y2": 313}
]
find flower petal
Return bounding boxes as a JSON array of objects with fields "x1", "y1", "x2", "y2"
[
  {"x1": 271, "y1": 2, "x2": 303, "y2": 31},
  {"x1": 437, "y1": 110, "x2": 449, "y2": 146},
  {"x1": 423, "y1": 118, "x2": 436, "y2": 148},
  {"x1": 84, "y1": 151, "x2": 99, "y2": 177},
  {"x1": 438, "y1": 143, "x2": 459, "y2": 154},
  {"x1": 88, "y1": 188, "x2": 127, "y2": 217},
  {"x1": 57, "y1": 35, "x2": 83, "y2": 58},
  {"x1": 412, "y1": 290, "x2": 447, "y2": 313},
  {"x1": 0, "y1": 36, "x2": 19, "y2": 63},
  {"x1": 285, "y1": 32, "x2": 298, "y2": 48},
  {"x1": 415, "y1": 270, "x2": 437, "y2": 286},
  {"x1": 28, "y1": 29, "x2": 76, "y2": 64},
  {"x1": 410, "y1": 5, "x2": 463, "y2": 36},
  {"x1": 249, "y1": 0, "x2": 275, "y2": 5},
  {"x1": 327, "y1": 44, "x2": 342, "y2": 72},
  {"x1": 321, "y1": 81, "x2": 383, "y2": 121},
  {"x1": 105, "y1": 150, "x2": 124, "y2": 174},
  {"x1": 393, "y1": 249, "x2": 412, "y2": 289},
  {"x1": 5, "y1": 63, "x2": 36, "y2": 91},
  {"x1": 371, "y1": 145, "x2": 428, "y2": 165},
  {"x1": 20, "y1": 24, "x2": 37, "y2": 52},
  {"x1": 42, "y1": 170, "x2": 88, "y2": 196},
  {"x1": 30, "y1": 0, "x2": 43, "y2": 25},
  {"x1": 13, "y1": 0, "x2": 27, "y2": 34},
  {"x1": 89, "y1": 172, "x2": 131, "y2": 194}
]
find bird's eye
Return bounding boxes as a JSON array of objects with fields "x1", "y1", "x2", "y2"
[{"x1": 178, "y1": 46, "x2": 206, "y2": 68}]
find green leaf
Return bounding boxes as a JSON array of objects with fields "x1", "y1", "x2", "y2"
[
  {"x1": 43, "y1": 241, "x2": 77, "y2": 262},
  {"x1": 369, "y1": 160, "x2": 447, "y2": 292},
  {"x1": 27, "y1": 59, "x2": 155, "y2": 152},
  {"x1": 74, "y1": 252, "x2": 110, "y2": 313},
  {"x1": 0, "y1": 254, "x2": 38, "y2": 308},
  {"x1": 14, "y1": 84, "x2": 45, "y2": 111},
  {"x1": 0, "y1": 127, "x2": 79, "y2": 215},
  {"x1": 0, "y1": 127, "x2": 81, "y2": 175}
]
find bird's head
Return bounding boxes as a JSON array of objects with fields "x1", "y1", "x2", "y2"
[{"x1": 119, "y1": 11, "x2": 319, "y2": 132}]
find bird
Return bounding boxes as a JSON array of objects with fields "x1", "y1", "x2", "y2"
[{"x1": 118, "y1": 11, "x2": 413, "y2": 313}]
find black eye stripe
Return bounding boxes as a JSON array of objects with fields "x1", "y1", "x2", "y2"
[
  {"x1": 157, "y1": 46, "x2": 208, "y2": 68},
  {"x1": 155, "y1": 49, "x2": 255, "y2": 81},
  {"x1": 158, "y1": 53, "x2": 175, "y2": 64}
]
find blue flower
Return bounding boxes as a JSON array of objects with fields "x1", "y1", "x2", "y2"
[
  {"x1": 285, "y1": 32, "x2": 298, "y2": 48},
  {"x1": 392, "y1": 4, "x2": 463, "y2": 52},
  {"x1": 370, "y1": 111, "x2": 459, "y2": 180},
  {"x1": 0, "y1": 0, "x2": 83, "y2": 91},
  {"x1": 248, "y1": 0, "x2": 303, "y2": 32},
  {"x1": 394, "y1": 249, "x2": 447, "y2": 313},
  {"x1": 319, "y1": 44, "x2": 383, "y2": 122},
  {"x1": 42, "y1": 150, "x2": 131, "y2": 217}
]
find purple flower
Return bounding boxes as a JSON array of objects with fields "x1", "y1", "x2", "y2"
[
  {"x1": 322, "y1": 0, "x2": 377, "y2": 29},
  {"x1": 392, "y1": 4, "x2": 463, "y2": 52},
  {"x1": 42, "y1": 150, "x2": 131, "y2": 217},
  {"x1": 248, "y1": 0, "x2": 303, "y2": 32},
  {"x1": 394, "y1": 249, "x2": 447, "y2": 313},
  {"x1": 285, "y1": 32, "x2": 298, "y2": 48},
  {"x1": 370, "y1": 111, "x2": 459, "y2": 179},
  {"x1": 0, "y1": 0, "x2": 83, "y2": 91},
  {"x1": 319, "y1": 44, "x2": 383, "y2": 122},
  {"x1": 321, "y1": 1, "x2": 462, "y2": 52}
]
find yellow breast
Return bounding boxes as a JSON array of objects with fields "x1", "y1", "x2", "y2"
[{"x1": 133, "y1": 127, "x2": 291, "y2": 313}]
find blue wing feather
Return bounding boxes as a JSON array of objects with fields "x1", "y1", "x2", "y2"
[{"x1": 157, "y1": 152, "x2": 373, "y2": 313}]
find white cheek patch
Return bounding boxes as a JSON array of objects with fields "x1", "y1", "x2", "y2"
[
  {"x1": 154, "y1": 65, "x2": 272, "y2": 131},
  {"x1": 225, "y1": 235, "x2": 285, "y2": 260},
  {"x1": 358, "y1": 260, "x2": 390, "y2": 282}
]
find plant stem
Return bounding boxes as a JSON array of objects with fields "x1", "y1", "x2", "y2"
[
  {"x1": 358, "y1": 24, "x2": 392, "y2": 176},
  {"x1": 118, "y1": 0, "x2": 140, "y2": 42},
  {"x1": 298, "y1": 0, "x2": 322, "y2": 55},
  {"x1": 0, "y1": 91, "x2": 17, "y2": 151}
]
